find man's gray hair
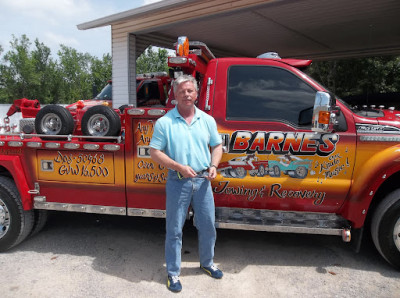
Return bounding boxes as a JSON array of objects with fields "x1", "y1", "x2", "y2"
[{"x1": 173, "y1": 75, "x2": 198, "y2": 93}]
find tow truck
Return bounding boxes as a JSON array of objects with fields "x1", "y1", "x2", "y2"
[
  {"x1": 0, "y1": 37, "x2": 399, "y2": 270},
  {"x1": 6, "y1": 72, "x2": 171, "y2": 136}
]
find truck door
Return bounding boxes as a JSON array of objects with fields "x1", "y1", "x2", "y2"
[{"x1": 211, "y1": 61, "x2": 356, "y2": 213}]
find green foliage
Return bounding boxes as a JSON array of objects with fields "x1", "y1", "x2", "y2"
[
  {"x1": 0, "y1": 35, "x2": 112, "y2": 104},
  {"x1": 90, "y1": 53, "x2": 112, "y2": 96},
  {"x1": 307, "y1": 56, "x2": 400, "y2": 98},
  {"x1": 57, "y1": 45, "x2": 92, "y2": 102},
  {"x1": 136, "y1": 46, "x2": 169, "y2": 74},
  {"x1": 0, "y1": 35, "x2": 37, "y2": 103}
]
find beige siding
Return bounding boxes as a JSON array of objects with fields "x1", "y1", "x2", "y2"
[
  {"x1": 112, "y1": 29, "x2": 130, "y2": 108},
  {"x1": 112, "y1": 29, "x2": 138, "y2": 108}
]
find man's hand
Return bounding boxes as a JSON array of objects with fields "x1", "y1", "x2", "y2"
[
  {"x1": 179, "y1": 165, "x2": 197, "y2": 178},
  {"x1": 207, "y1": 166, "x2": 218, "y2": 181}
]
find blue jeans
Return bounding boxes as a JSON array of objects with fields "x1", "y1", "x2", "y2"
[{"x1": 165, "y1": 170, "x2": 216, "y2": 276}]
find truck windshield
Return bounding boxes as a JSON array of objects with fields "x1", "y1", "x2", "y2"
[{"x1": 94, "y1": 83, "x2": 112, "y2": 100}]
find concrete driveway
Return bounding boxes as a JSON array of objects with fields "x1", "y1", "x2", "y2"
[{"x1": 0, "y1": 211, "x2": 399, "y2": 297}]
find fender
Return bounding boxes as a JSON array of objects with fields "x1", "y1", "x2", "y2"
[
  {"x1": 0, "y1": 155, "x2": 33, "y2": 210},
  {"x1": 339, "y1": 145, "x2": 400, "y2": 228}
]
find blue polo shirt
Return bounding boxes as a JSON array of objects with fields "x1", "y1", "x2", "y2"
[{"x1": 150, "y1": 106, "x2": 222, "y2": 172}]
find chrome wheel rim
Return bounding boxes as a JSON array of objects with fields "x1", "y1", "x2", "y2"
[
  {"x1": 394, "y1": 217, "x2": 400, "y2": 252},
  {"x1": 296, "y1": 166, "x2": 307, "y2": 177},
  {"x1": 0, "y1": 198, "x2": 10, "y2": 239},
  {"x1": 259, "y1": 166, "x2": 265, "y2": 176},
  {"x1": 87, "y1": 114, "x2": 110, "y2": 136},
  {"x1": 274, "y1": 166, "x2": 280, "y2": 176},
  {"x1": 41, "y1": 113, "x2": 62, "y2": 134},
  {"x1": 236, "y1": 167, "x2": 246, "y2": 178}
]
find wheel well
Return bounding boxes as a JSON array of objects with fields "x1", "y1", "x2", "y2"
[
  {"x1": 369, "y1": 171, "x2": 400, "y2": 220},
  {"x1": 350, "y1": 172, "x2": 400, "y2": 252},
  {"x1": 0, "y1": 166, "x2": 13, "y2": 179}
]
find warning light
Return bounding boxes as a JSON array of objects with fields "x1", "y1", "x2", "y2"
[{"x1": 176, "y1": 36, "x2": 189, "y2": 56}]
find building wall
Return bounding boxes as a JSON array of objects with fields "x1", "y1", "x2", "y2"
[{"x1": 111, "y1": 28, "x2": 137, "y2": 108}]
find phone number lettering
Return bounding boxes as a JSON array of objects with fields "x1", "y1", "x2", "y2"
[
  {"x1": 54, "y1": 151, "x2": 105, "y2": 165},
  {"x1": 53, "y1": 152, "x2": 109, "y2": 178}
]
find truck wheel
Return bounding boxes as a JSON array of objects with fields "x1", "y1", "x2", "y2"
[
  {"x1": 371, "y1": 189, "x2": 400, "y2": 269},
  {"x1": 0, "y1": 177, "x2": 34, "y2": 252},
  {"x1": 81, "y1": 105, "x2": 121, "y2": 138},
  {"x1": 294, "y1": 166, "x2": 308, "y2": 179},
  {"x1": 258, "y1": 165, "x2": 266, "y2": 177},
  {"x1": 29, "y1": 210, "x2": 48, "y2": 238},
  {"x1": 220, "y1": 170, "x2": 228, "y2": 177},
  {"x1": 228, "y1": 168, "x2": 237, "y2": 178},
  {"x1": 249, "y1": 170, "x2": 257, "y2": 177},
  {"x1": 270, "y1": 166, "x2": 281, "y2": 177},
  {"x1": 35, "y1": 105, "x2": 74, "y2": 136},
  {"x1": 234, "y1": 167, "x2": 247, "y2": 178}
]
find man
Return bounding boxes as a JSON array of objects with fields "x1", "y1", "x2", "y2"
[{"x1": 150, "y1": 75, "x2": 223, "y2": 293}]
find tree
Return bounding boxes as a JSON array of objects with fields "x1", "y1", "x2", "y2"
[
  {"x1": 57, "y1": 46, "x2": 112, "y2": 103},
  {"x1": 306, "y1": 56, "x2": 400, "y2": 98},
  {"x1": 31, "y1": 39, "x2": 59, "y2": 103},
  {"x1": 89, "y1": 53, "x2": 112, "y2": 97},
  {"x1": 57, "y1": 45, "x2": 93, "y2": 102},
  {"x1": 0, "y1": 35, "x2": 60, "y2": 103},
  {"x1": 0, "y1": 35, "x2": 113, "y2": 104},
  {"x1": 136, "y1": 46, "x2": 169, "y2": 74},
  {"x1": 0, "y1": 35, "x2": 38, "y2": 102}
]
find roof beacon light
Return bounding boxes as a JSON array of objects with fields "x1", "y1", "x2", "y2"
[
  {"x1": 176, "y1": 36, "x2": 189, "y2": 56},
  {"x1": 169, "y1": 57, "x2": 188, "y2": 64},
  {"x1": 257, "y1": 52, "x2": 281, "y2": 59}
]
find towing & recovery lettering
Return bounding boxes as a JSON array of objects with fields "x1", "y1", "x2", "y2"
[
  {"x1": 269, "y1": 183, "x2": 326, "y2": 205},
  {"x1": 213, "y1": 181, "x2": 326, "y2": 205}
]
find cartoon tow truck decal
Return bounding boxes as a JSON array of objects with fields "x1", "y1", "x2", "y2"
[
  {"x1": 268, "y1": 155, "x2": 312, "y2": 179},
  {"x1": 218, "y1": 154, "x2": 268, "y2": 178}
]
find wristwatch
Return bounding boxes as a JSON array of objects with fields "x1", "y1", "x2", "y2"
[{"x1": 210, "y1": 164, "x2": 218, "y2": 169}]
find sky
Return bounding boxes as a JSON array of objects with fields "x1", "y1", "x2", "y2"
[{"x1": 0, "y1": 0, "x2": 163, "y2": 58}]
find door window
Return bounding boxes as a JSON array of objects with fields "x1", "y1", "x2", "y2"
[{"x1": 227, "y1": 66, "x2": 316, "y2": 127}]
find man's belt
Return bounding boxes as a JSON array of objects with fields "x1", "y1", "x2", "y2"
[{"x1": 177, "y1": 168, "x2": 209, "y2": 179}]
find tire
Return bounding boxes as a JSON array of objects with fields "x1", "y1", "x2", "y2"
[
  {"x1": 81, "y1": 105, "x2": 121, "y2": 138},
  {"x1": 258, "y1": 165, "x2": 266, "y2": 177},
  {"x1": 0, "y1": 176, "x2": 34, "y2": 252},
  {"x1": 234, "y1": 167, "x2": 247, "y2": 178},
  {"x1": 35, "y1": 105, "x2": 74, "y2": 136},
  {"x1": 220, "y1": 169, "x2": 233, "y2": 178},
  {"x1": 29, "y1": 210, "x2": 48, "y2": 238},
  {"x1": 293, "y1": 166, "x2": 308, "y2": 179},
  {"x1": 228, "y1": 168, "x2": 238, "y2": 178},
  {"x1": 249, "y1": 170, "x2": 257, "y2": 177},
  {"x1": 371, "y1": 189, "x2": 400, "y2": 269},
  {"x1": 270, "y1": 165, "x2": 281, "y2": 177}
]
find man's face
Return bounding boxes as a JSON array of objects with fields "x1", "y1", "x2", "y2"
[{"x1": 175, "y1": 81, "x2": 198, "y2": 109}]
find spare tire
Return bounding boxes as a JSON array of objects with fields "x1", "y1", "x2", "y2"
[
  {"x1": 35, "y1": 105, "x2": 74, "y2": 136},
  {"x1": 81, "y1": 105, "x2": 121, "y2": 138}
]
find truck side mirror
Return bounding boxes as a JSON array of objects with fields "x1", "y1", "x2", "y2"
[{"x1": 312, "y1": 91, "x2": 336, "y2": 133}]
